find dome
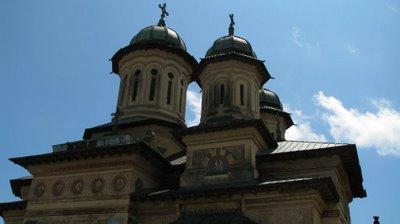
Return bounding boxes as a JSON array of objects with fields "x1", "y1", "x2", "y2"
[
  {"x1": 130, "y1": 25, "x2": 187, "y2": 51},
  {"x1": 259, "y1": 88, "x2": 283, "y2": 110},
  {"x1": 205, "y1": 35, "x2": 257, "y2": 58}
]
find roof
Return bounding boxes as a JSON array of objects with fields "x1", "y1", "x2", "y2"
[
  {"x1": 205, "y1": 35, "x2": 257, "y2": 58},
  {"x1": 193, "y1": 52, "x2": 270, "y2": 87},
  {"x1": 259, "y1": 89, "x2": 283, "y2": 110},
  {"x1": 132, "y1": 177, "x2": 339, "y2": 203},
  {"x1": 169, "y1": 210, "x2": 258, "y2": 224},
  {"x1": 257, "y1": 140, "x2": 366, "y2": 198},
  {"x1": 130, "y1": 25, "x2": 187, "y2": 51},
  {"x1": 10, "y1": 176, "x2": 32, "y2": 198},
  {"x1": 9, "y1": 142, "x2": 172, "y2": 171},
  {"x1": 0, "y1": 201, "x2": 26, "y2": 216},
  {"x1": 83, "y1": 116, "x2": 184, "y2": 139},
  {"x1": 259, "y1": 106, "x2": 294, "y2": 128},
  {"x1": 111, "y1": 43, "x2": 198, "y2": 75},
  {"x1": 176, "y1": 119, "x2": 277, "y2": 148}
]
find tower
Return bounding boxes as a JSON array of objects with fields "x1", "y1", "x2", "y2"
[
  {"x1": 196, "y1": 14, "x2": 271, "y2": 124},
  {"x1": 179, "y1": 15, "x2": 277, "y2": 187},
  {"x1": 111, "y1": 4, "x2": 197, "y2": 127}
]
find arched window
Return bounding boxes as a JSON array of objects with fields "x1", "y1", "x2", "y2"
[
  {"x1": 179, "y1": 79, "x2": 184, "y2": 113},
  {"x1": 149, "y1": 69, "x2": 158, "y2": 101},
  {"x1": 132, "y1": 69, "x2": 141, "y2": 101},
  {"x1": 240, "y1": 84, "x2": 245, "y2": 106},
  {"x1": 219, "y1": 84, "x2": 225, "y2": 105},
  {"x1": 166, "y1": 73, "x2": 173, "y2": 105}
]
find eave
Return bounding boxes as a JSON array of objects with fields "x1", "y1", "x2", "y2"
[
  {"x1": 131, "y1": 177, "x2": 339, "y2": 204},
  {"x1": 194, "y1": 52, "x2": 271, "y2": 87},
  {"x1": 111, "y1": 43, "x2": 198, "y2": 76},
  {"x1": 175, "y1": 119, "x2": 277, "y2": 148},
  {"x1": 83, "y1": 117, "x2": 184, "y2": 139},
  {"x1": 9, "y1": 142, "x2": 172, "y2": 171}
]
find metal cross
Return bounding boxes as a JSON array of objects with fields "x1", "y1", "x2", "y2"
[
  {"x1": 158, "y1": 3, "x2": 169, "y2": 26},
  {"x1": 229, "y1": 13, "x2": 235, "y2": 35}
]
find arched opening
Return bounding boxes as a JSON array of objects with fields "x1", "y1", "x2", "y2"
[
  {"x1": 219, "y1": 84, "x2": 225, "y2": 105},
  {"x1": 179, "y1": 79, "x2": 184, "y2": 113},
  {"x1": 149, "y1": 69, "x2": 158, "y2": 101},
  {"x1": 240, "y1": 84, "x2": 245, "y2": 106},
  {"x1": 132, "y1": 69, "x2": 141, "y2": 101},
  {"x1": 166, "y1": 73, "x2": 174, "y2": 105}
]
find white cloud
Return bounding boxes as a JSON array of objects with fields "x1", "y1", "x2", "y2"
[
  {"x1": 315, "y1": 91, "x2": 400, "y2": 156},
  {"x1": 284, "y1": 105, "x2": 327, "y2": 142},
  {"x1": 186, "y1": 89, "x2": 202, "y2": 126},
  {"x1": 290, "y1": 26, "x2": 303, "y2": 48},
  {"x1": 290, "y1": 26, "x2": 320, "y2": 54},
  {"x1": 347, "y1": 45, "x2": 359, "y2": 55}
]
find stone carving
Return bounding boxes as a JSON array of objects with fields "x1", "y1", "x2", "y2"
[
  {"x1": 71, "y1": 179, "x2": 84, "y2": 195},
  {"x1": 207, "y1": 155, "x2": 228, "y2": 175},
  {"x1": 191, "y1": 145, "x2": 245, "y2": 170},
  {"x1": 113, "y1": 175, "x2": 126, "y2": 192},
  {"x1": 52, "y1": 181, "x2": 64, "y2": 197},
  {"x1": 91, "y1": 178, "x2": 104, "y2": 194},
  {"x1": 34, "y1": 182, "x2": 45, "y2": 197}
]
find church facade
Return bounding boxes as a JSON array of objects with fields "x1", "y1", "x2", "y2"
[{"x1": 0, "y1": 6, "x2": 366, "y2": 224}]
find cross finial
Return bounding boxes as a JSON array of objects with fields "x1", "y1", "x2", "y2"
[
  {"x1": 158, "y1": 3, "x2": 169, "y2": 27},
  {"x1": 229, "y1": 13, "x2": 235, "y2": 36}
]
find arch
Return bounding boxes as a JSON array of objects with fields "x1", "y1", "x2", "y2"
[{"x1": 145, "y1": 63, "x2": 163, "y2": 103}]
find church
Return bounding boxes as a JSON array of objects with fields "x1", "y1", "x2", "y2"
[{"x1": 0, "y1": 5, "x2": 366, "y2": 224}]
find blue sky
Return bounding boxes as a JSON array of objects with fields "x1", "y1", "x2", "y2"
[{"x1": 0, "y1": 0, "x2": 399, "y2": 223}]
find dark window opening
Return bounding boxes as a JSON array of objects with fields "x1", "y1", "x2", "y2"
[
  {"x1": 167, "y1": 81, "x2": 172, "y2": 105},
  {"x1": 132, "y1": 69, "x2": 141, "y2": 101},
  {"x1": 166, "y1": 73, "x2": 174, "y2": 105},
  {"x1": 179, "y1": 79, "x2": 184, "y2": 113},
  {"x1": 240, "y1": 84, "x2": 244, "y2": 105},
  {"x1": 149, "y1": 69, "x2": 158, "y2": 101},
  {"x1": 149, "y1": 78, "x2": 156, "y2": 101},
  {"x1": 219, "y1": 84, "x2": 225, "y2": 105}
]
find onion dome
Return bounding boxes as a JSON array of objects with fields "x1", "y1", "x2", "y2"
[
  {"x1": 205, "y1": 14, "x2": 256, "y2": 58},
  {"x1": 130, "y1": 25, "x2": 186, "y2": 51},
  {"x1": 111, "y1": 3, "x2": 197, "y2": 75},
  {"x1": 259, "y1": 88, "x2": 283, "y2": 110}
]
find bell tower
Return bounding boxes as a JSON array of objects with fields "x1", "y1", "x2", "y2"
[
  {"x1": 111, "y1": 4, "x2": 197, "y2": 127},
  {"x1": 196, "y1": 14, "x2": 271, "y2": 124}
]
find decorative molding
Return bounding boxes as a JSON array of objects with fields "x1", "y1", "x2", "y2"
[
  {"x1": 71, "y1": 179, "x2": 84, "y2": 195},
  {"x1": 51, "y1": 181, "x2": 64, "y2": 197},
  {"x1": 113, "y1": 175, "x2": 127, "y2": 192},
  {"x1": 91, "y1": 178, "x2": 105, "y2": 194},
  {"x1": 34, "y1": 182, "x2": 45, "y2": 198}
]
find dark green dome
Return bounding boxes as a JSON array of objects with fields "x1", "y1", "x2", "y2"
[
  {"x1": 205, "y1": 35, "x2": 257, "y2": 58},
  {"x1": 130, "y1": 25, "x2": 187, "y2": 51},
  {"x1": 259, "y1": 88, "x2": 283, "y2": 110}
]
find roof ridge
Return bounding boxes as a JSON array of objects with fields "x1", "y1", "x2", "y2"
[{"x1": 280, "y1": 140, "x2": 350, "y2": 145}]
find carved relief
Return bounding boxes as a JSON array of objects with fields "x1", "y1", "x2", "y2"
[
  {"x1": 52, "y1": 181, "x2": 64, "y2": 197},
  {"x1": 34, "y1": 182, "x2": 45, "y2": 197},
  {"x1": 113, "y1": 175, "x2": 126, "y2": 192},
  {"x1": 207, "y1": 154, "x2": 228, "y2": 175},
  {"x1": 71, "y1": 179, "x2": 84, "y2": 195},
  {"x1": 190, "y1": 145, "x2": 245, "y2": 171},
  {"x1": 91, "y1": 178, "x2": 105, "y2": 194}
]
